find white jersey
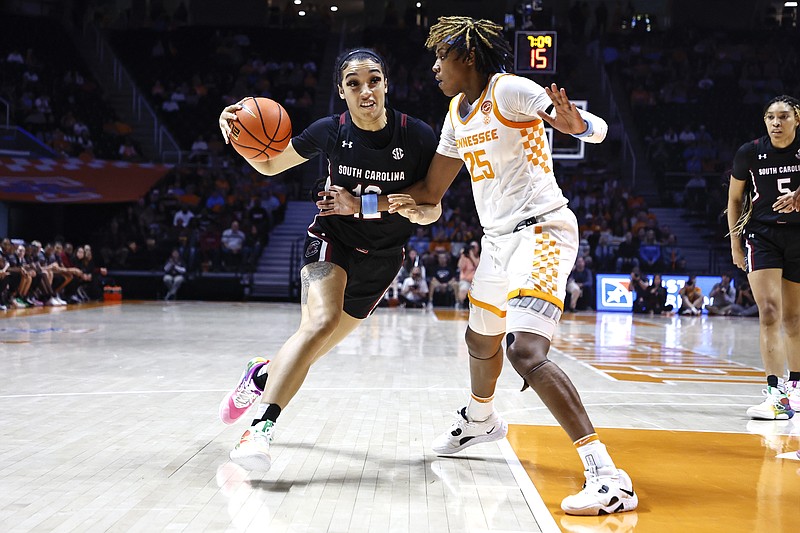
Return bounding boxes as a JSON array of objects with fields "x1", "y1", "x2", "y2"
[{"x1": 437, "y1": 73, "x2": 606, "y2": 238}]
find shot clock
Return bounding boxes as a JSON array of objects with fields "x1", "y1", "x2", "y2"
[{"x1": 514, "y1": 31, "x2": 557, "y2": 74}]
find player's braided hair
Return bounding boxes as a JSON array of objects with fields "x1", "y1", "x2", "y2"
[
  {"x1": 425, "y1": 16, "x2": 512, "y2": 77},
  {"x1": 762, "y1": 94, "x2": 800, "y2": 122},
  {"x1": 730, "y1": 95, "x2": 800, "y2": 236}
]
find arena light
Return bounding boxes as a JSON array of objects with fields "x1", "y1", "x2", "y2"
[
  {"x1": 416, "y1": 2, "x2": 422, "y2": 7},
  {"x1": 293, "y1": 0, "x2": 301, "y2": 4},
  {"x1": 298, "y1": 10, "x2": 306, "y2": 16},
  {"x1": 785, "y1": 1, "x2": 798, "y2": 6},
  {"x1": 330, "y1": 5, "x2": 338, "y2": 11}
]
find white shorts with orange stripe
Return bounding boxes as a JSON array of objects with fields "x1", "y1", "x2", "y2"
[{"x1": 467, "y1": 206, "x2": 578, "y2": 340}]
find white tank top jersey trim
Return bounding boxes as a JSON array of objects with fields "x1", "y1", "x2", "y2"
[{"x1": 436, "y1": 73, "x2": 607, "y2": 238}]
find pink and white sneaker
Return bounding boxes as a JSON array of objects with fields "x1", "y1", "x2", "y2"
[
  {"x1": 787, "y1": 380, "x2": 800, "y2": 411},
  {"x1": 219, "y1": 357, "x2": 269, "y2": 424}
]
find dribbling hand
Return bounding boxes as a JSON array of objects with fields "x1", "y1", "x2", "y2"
[
  {"x1": 536, "y1": 83, "x2": 588, "y2": 136},
  {"x1": 316, "y1": 185, "x2": 358, "y2": 216},
  {"x1": 218, "y1": 100, "x2": 245, "y2": 144}
]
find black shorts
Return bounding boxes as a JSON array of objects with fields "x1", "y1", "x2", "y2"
[
  {"x1": 743, "y1": 221, "x2": 800, "y2": 282},
  {"x1": 301, "y1": 231, "x2": 403, "y2": 319}
]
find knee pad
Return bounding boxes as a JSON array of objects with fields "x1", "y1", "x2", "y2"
[
  {"x1": 468, "y1": 303, "x2": 506, "y2": 337},
  {"x1": 506, "y1": 332, "x2": 551, "y2": 391}
]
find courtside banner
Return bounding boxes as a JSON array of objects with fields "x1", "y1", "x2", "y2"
[
  {"x1": 0, "y1": 157, "x2": 172, "y2": 203},
  {"x1": 596, "y1": 273, "x2": 720, "y2": 313}
]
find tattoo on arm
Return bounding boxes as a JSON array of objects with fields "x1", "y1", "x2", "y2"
[{"x1": 300, "y1": 262, "x2": 335, "y2": 304}]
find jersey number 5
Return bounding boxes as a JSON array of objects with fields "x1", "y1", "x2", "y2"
[{"x1": 464, "y1": 149, "x2": 495, "y2": 182}]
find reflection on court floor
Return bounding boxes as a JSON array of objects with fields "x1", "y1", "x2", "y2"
[{"x1": 1, "y1": 303, "x2": 795, "y2": 532}]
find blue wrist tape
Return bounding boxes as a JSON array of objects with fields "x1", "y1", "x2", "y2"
[
  {"x1": 572, "y1": 119, "x2": 593, "y2": 138},
  {"x1": 361, "y1": 193, "x2": 378, "y2": 215}
]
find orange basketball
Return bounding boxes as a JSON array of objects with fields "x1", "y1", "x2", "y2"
[{"x1": 228, "y1": 97, "x2": 292, "y2": 162}]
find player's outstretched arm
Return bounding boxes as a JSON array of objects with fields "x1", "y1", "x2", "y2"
[
  {"x1": 317, "y1": 153, "x2": 464, "y2": 217},
  {"x1": 218, "y1": 101, "x2": 308, "y2": 176},
  {"x1": 386, "y1": 194, "x2": 442, "y2": 225},
  {"x1": 536, "y1": 83, "x2": 607, "y2": 143}
]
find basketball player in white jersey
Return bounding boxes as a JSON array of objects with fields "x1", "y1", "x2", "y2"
[{"x1": 388, "y1": 17, "x2": 638, "y2": 516}]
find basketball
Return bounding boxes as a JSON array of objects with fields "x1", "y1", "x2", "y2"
[{"x1": 228, "y1": 97, "x2": 292, "y2": 162}]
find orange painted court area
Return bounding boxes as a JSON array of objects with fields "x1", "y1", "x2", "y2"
[{"x1": 507, "y1": 425, "x2": 800, "y2": 533}]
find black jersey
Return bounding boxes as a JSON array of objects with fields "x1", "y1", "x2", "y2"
[
  {"x1": 732, "y1": 134, "x2": 800, "y2": 225},
  {"x1": 291, "y1": 109, "x2": 437, "y2": 251}
]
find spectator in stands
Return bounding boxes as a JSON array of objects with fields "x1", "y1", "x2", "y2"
[
  {"x1": 400, "y1": 266, "x2": 428, "y2": 308},
  {"x1": 218, "y1": 219, "x2": 244, "y2": 271},
  {"x1": 678, "y1": 275, "x2": 704, "y2": 315},
  {"x1": 0, "y1": 255, "x2": 9, "y2": 311},
  {"x1": 661, "y1": 234, "x2": 685, "y2": 273},
  {"x1": 705, "y1": 273, "x2": 736, "y2": 315},
  {"x1": 242, "y1": 223, "x2": 263, "y2": 272},
  {"x1": 163, "y1": 249, "x2": 187, "y2": 301},
  {"x1": 728, "y1": 280, "x2": 758, "y2": 317},
  {"x1": 566, "y1": 256, "x2": 593, "y2": 311},
  {"x1": 173, "y1": 205, "x2": 195, "y2": 228},
  {"x1": 637, "y1": 229, "x2": 663, "y2": 273},
  {"x1": 406, "y1": 226, "x2": 431, "y2": 256},
  {"x1": 614, "y1": 231, "x2": 639, "y2": 272},
  {"x1": 428, "y1": 250, "x2": 458, "y2": 308},
  {"x1": 189, "y1": 135, "x2": 209, "y2": 163},
  {"x1": 206, "y1": 188, "x2": 226, "y2": 213},
  {"x1": 456, "y1": 240, "x2": 480, "y2": 307},
  {"x1": 118, "y1": 138, "x2": 140, "y2": 161},
  {"x1": 643, "y1": 273, "x2": 673, "y2": 315},
  {"x1": 629, "y1": 266, "x2": 650, "y2": 314},
  {"x1": 592, "y1": 232, "x2": 615, "y2": 272}
]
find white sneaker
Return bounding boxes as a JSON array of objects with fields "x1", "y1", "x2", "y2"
[
  {"x1": 787, "y1": 380, "x2": 800, "y2": 411},
  {"x1": 432, "y1": 407, "x2": 508, "y2": 454},
  {"x1": 746, "y1": 386, "x2": 795, "y2": 420},
  {"x1": 561, "y1": 467, "x2": 638, "y2": 516},
  {"x1": 55, "y1": 296, "x2": 67, "y2": 306},
  {"x1": 229, "y1": 420, "x2": 275, "y2": 471}
]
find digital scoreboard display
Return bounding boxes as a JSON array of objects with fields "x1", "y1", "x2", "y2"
[{"x1": 514, "y1": 31, "x2": 557, "y2": 74}]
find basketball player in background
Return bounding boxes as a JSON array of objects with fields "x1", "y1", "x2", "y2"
[
  {"x1": 731, "y1": 95, "x2": 800, "y2": 420},
  {"x1": 216, "y1": 48, "x2": 441, "y2": 471},
  {"x1": 332, "y1": 16, "x2": 638, "y2": 516}
]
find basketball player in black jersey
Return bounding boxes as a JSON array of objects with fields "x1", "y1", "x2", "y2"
[
  {"x1": 216, "y1": 48, "x2": 441, "y2": 471},
  {"x1": 728, "y1": 95, "x2": 800, "y2": 420}
]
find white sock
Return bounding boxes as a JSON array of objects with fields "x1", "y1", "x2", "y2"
[
  {"x1": 466, "y1": 393, "x2": 494, "y2": 421},
  {"x1": 576, "y1": 439, "x2": 616, "y2": 477},
  {"x1": 255, "y1": 403, "x2": 268, "y2": 418}
]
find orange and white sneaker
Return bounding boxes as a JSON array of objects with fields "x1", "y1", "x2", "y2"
[
  {"x1": 229, "y1": 420, "x2": 275, "y2": 471},
  {"x1": 561, "y1": 467, "x2": 638, "y2": 516}
]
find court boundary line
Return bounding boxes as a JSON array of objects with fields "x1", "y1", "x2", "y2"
[{"x1": 496, "y1": 438, "x2": 560, "y2": 533}]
